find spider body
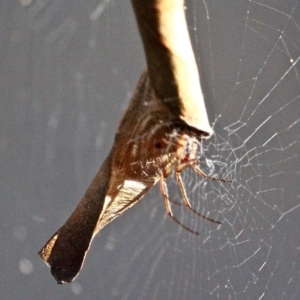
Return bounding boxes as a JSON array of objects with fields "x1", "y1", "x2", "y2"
[{"x1": 143, "y1": 123, "x2": 223, "y2": 235}]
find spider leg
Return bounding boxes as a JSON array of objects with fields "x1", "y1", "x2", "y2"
[
  {"x1": 193, "y1": 165, "x2": 231, "y2": 183},
  {"x1": 168, "y1": 198, "x2": 182, "y2": 206},
  {"x1": 175, "y1": 168, "x2": 221, "y2": 224},
  {"x1": 159, "y1": 172, "x2": 199, "y2": 235}
]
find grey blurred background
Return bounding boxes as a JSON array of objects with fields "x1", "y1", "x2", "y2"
[{"x1": 1, "y1": 0, "x2": 299, "y2": 299}]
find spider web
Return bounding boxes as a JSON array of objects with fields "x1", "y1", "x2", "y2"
[
  {"x1": 98, "y1": 1, "x2": 300, "y2": 299},
  {"x1": 163, "y1": 1, "x2": 300, "y2": 298},
  {"x1": 2, "y1": 0, "x2": 299, "y2": 299}
]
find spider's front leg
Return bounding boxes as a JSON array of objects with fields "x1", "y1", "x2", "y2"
[
  {"x1": 159, "y1": 172, "x2": 199, "y2": 235},
  {"x1": 192, "y1": 164, "x2": 231, "y2": 183},
  {"x1": 175, "y1": 164, "x2": 221, "y2": 224}
]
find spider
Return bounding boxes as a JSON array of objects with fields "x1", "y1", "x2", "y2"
[{"x1": 157, "y1": 129, "x2": 230, "y2": 235}]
